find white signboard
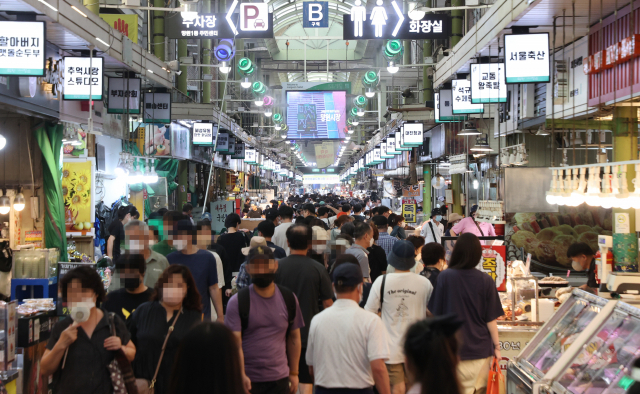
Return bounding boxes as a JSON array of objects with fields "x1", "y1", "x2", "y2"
[
  {"x1": 171, "y1": 123, "x2": 191, "y2": 159},
  {"x1": 193, "y1": 122, "x2": 214, "y2": 145},
  {"x1": 107, "y1": 78, "x2": 141, "y2": 114},
  {"x1": 470, "y1": 63, "x2": 507, "y2": 103},
  {"x1": 245, "y1": 148, "x2": 256, "y2": 163},
  {"x1": 240, "y1": 3, "x2": 269, "y2": 31},
  {"x1": 504, "y1": 33, "x2": 550, "y2": 83},
  {"x1": 373, "y1": 148, "x2": 382, "y2": 163},
  {"x1": 63, "y1": 57, "x2": 104, "y2": 100},
  {"x1": 303, "y1": 174, "x2": 340, "y2": 184},
  {"x1": 358, "y1": 158, "x2": 364, "y2": 170},
  {"x1": 386, "y1": 137, "x2": 399, "y2": 155},
  {"x1": 0, "y1": 21, "x2": 45, "y2": 76},
  {"x1": 210, "y1": 200, "x2": 235, "y2": 233},
  {"x1": 381, "y1": 141, "x2": 393, "y2": 158},
  {"x1": 232, "y1": 142, "x2": 245, "y2": 159},
  {"x1": 452, "y1": 79, "x2": 484, "y2": 114},
  {"x1": 144, "y1": 93, "x2": 171, "y2": 123},
  {"x1": 434, "y1": 92, "x2": 441, "y2": 122},
  {"x1": 403, "y1": 123, "x2": 423, "y2": 146}
]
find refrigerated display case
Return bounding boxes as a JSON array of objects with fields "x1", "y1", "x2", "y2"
[{"x1": 508, "y1": 288, "x2": 640, "y2": 394}]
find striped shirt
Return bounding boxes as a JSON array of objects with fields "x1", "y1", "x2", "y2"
[{"x1": 377, "y1": 232, "x2": 397, "y2": 257}]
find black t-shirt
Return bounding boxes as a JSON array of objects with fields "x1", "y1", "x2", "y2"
[
  {"x1": 421, "y1": 266, "x2": 441, "y2": 289},
  {"x1": 367, "y1": 244, "x2": 388, "y2": 283},
  {"x1": 587, "y1": 258, "x2": 598, "y2": 289},
  {"x1": 108, "y1": 220, "x2": 125, "y2": 260},
  {"x1": 47, "y1": 310, "x2": 131, "y2": 394},
  {"x1": 103, "y1": 288, "x2": 154, "y2": 322},
  {"x1": 217, "y1": 232, "x2": 248, "y2": 286},
  {"x1": 428, "y1": 268, "x2": 505, "y2": 361},
  {"x1": 128, "y1": 302, "x2": 202, "y2": 394},
  {"x1": 275, "y1": 254, "x2": 334, "y2": 347}
]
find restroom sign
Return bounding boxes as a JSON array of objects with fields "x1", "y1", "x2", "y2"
[{"x1": 303, "y1": 2, "x2": 329, "y2": 28}]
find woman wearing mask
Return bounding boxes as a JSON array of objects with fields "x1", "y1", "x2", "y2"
[
  {"x1": 128, "y1": 265, "x2": 203, "y2": 394},
  {"x1": 168, "y1": 322, "x2": 245, "y2": 394},
  {"x1": 404, "y1": 316, "x2": 464, "y2": 394},
  {"x1": 386, "y1": 235, "x2": 425, "y2": 274},
  {"x1": 330, "y1": 215, "x2": 354, "y2": 241},
  {"x1": 217, "y1": 214, "x2": 249, "y2": 297},
  {"x1": 388, "y1": 214, "x2": 407, "y2": 240},
  {"x1": 450, "y1": 206, "x2": 496, "y2": 244},
  {"x1": 428, "y1": 233, "x2": 504, "y2": 394},
  {"x1": 41, "y1": 266, "x2": 136, "y2": 393}
]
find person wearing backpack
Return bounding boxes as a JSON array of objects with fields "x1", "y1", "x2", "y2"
[{"x1": 225, "y1": 246, "x2": 304, "y2": 394}]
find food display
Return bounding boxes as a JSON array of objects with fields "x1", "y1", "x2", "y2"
[{"x1": 508, "y1": 206, "x2": 612, "y2": 269}]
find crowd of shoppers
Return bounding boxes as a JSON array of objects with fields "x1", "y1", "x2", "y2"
[{"x1": 43, "y1": 194, "x2": 503, "y2": 394}]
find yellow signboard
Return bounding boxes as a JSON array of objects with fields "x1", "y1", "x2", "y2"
[
  {"x1": 402, "y1": 203, "x2": 417, "y2": 223},
  {"x1": 100, "y1": 14, "x2": 138, "y2": 44}
]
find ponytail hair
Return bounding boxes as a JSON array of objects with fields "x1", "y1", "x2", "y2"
[{"x1": 404, "y1": 315, "x2": 464, "y2": 394}]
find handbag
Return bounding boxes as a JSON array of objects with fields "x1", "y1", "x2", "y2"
[
  {"x1": 486, "y1": 357, "x2": 505, "y2": 394},
  {"x1": 135, "y1": 308, "x2": 182, "y2": 394},
  {"x1": 107, "y1": 313, "x2": 139, "y2": 394}
]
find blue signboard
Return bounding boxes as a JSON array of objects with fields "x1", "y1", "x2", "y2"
[{"x1": 303, "y1": 2, "x2": 329, "y2": 28}]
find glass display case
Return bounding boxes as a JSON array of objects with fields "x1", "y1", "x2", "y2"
[{"x1": 508, "y1": 289, "x2": 640, "y2": 394}]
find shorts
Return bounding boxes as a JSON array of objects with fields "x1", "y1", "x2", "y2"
[
  {"x1": 386, "y1": 363, "x2": 409, "y2": 386},
  {"x1": 299, "y1": 348, "x2": 313, "y2": 384},
  {"x1": 457, "y1": 357, "x2": 492, "y2": 394}
]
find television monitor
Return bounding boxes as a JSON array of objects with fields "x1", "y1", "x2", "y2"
[{"x1": 285, "y1": 90, "x2": 347, "y2": 139}]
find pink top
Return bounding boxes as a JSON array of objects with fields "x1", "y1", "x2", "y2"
[{"x1": 451, "y1": 217, "x2": 496, "y2": 244}]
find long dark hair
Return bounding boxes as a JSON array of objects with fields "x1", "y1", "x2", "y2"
[
  {"x1": 448, "y1": 233, "x2": 482, "y2": 270},
  {"x1": 168, "y1": 322, "x2": 245, "y2": 394},
  {"x1": 404, "y1": 318, "x2": 462, "y2": 394},
  {"x1": 152, "y1": 265, "x2": 202, "y2": 312}
]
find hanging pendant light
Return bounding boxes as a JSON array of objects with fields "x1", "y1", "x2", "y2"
[
  {"x1": 470, "y1": 134, "x2": 494, "y2": 152},
  {"x1": 13, "y1": 192, "x2": 25, "y2": 211},
  {"x1": 0, "y1": 191, "x2": 10, "y2": 215}
]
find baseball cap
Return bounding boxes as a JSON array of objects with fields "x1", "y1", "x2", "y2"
[
  {"x1": 388, "y1": 240, "x2": 416, "y2": 271},
  {"x1": 242, "y1": 236, "x2": 276, "y2": 255},
  {"x1": 470, "y1": 204, "x2": 479, "y2": 214},
  {"x1": 430, "y1": 208, "x2": 441, "y2": 217},
  {"x1": 332, "y1": 263, "x2": 363, "y2": 286}
]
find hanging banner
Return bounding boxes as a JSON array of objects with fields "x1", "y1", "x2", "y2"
[
  {"x1": 504, "y1": 33, "x2": 550, "y2": 84},
  {"x1": 63, "y1": 57, "x2": 104, "y2": 100},
  {"x1": 452, "y1": 79, "x2": 484, "y2": 114},
  {"x1": 402, "y1": 202, "x2": 417, "y2": 223},
  {"x1": 99, "y1": 14, "x2": 138, "y2": 43},
  {"x1": 107, "y1": 77, "x2": 141, "y2": 114},
  {"x1": 403, "y1": 123, "x2": 424, "y2": 146},
  {"x1": 438, "y1": 90, "x2": 466, "y2": 121},
  {"x1": 381, "y1": 141, "x2": 393, "y2": 158},
  {"x1": 171, "y1": 123, "x2": 191, "y2": 159},
  {"x1": 0, "y1": 21, "x2": 46, "y2": 76},
  {"x1": 143, "y1": 93, "x2": 171, "y2": 123},
  {"x1": 477, "y1": 245, "x2": 507, "y2": 291},
  {"x1": 164, "y1": 9, "x2": 274, "y2": 39},
  {"x1": 193, "y1": 122, "x2": 215, "y2": 145},
  {"x1": 402, "y1": 184, "x2": 422, "y2": 197},
  {"x1": 210, "y1": 200, "x2": 235, "y2": 233},
  {"x1": 215, "y1": 132, "x2": 229, "y2": 152},
  {"x1": 62, "y1": 159, "x2": 95, "y2": 234},
  {"x1": 315, "y1": 141, "x2": 335, "y2": 168},
  {"x1": 232, "y1": 142, "x2": 246, "y2": 159},
  {"x1": 470, "y1": 63, "x2": 507, "y2": 103}
]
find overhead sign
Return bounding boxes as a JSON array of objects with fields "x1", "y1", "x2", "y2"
[
  {"x1": 381, "y1": 141, "x2": 393, "y2": 158},
  {"x1": 342, "y1": 3, "x2": 450, "y2": 40},
  {"x1": 0, "y1": 21, "x2": 45, "y2": 76},
  {"x1": 402, "y1": 202, "x2": 417, "y2": 223},
  {"x1": 358, "y1": 158, "x2": 364, "y2": 170},
  {"x1": 504, "y1": 33, "x2": 550, "y2": 83},
  {"x1": 452, "y1": 79, "x2": 484, "y2": 114},
  {"x1": 434, "y1": 92, "x2": 441, "y2": 122},
  {"x1": 232, "y1": 142, "x2": 245, "y2": 159},
  {"x1": 315, "y1": 141, "x2": 335, "y2": 168},
  {"x1": 100, "y1": 14, "x2": 138, "y2": 44},
  {"x1": 63, "y1": 57, "x2": 104, "y2": 100},
  {"x1": 215, "y1": 132, "x2": 229, "y2": 152},
  {"x1": 438, "y1": 90, "x2": 465, "y2": 121},
  {"x1": 303, "y1": 1, "x2": 329, "y2": 28},
  {"x1": 396, "y1": 130, "x2": 410, "y2": 151},
  {"x1": 245, "y1": 148, "x2": 256, "y2": 163},
  {"x1": 193, "y1": 122, "x2": 214, "y2": 145},
  {"x1": 303, "y1": 174, "x2": 340, "y2": 184},
  {"x1": 171, "y1": 123, "x2": 191, "y2": 159},
  {"x1": 386, "y1": 137, "x2": 400, "y2": 154},
  {"x1": 470, "y1": 63, "x2": 507, "y2": 103},
  {"x1": 373, "y1": 148, "x2": 382, "y2": 163},
  {"x1": 143, "y1": 93, "x2": 171, "y2": 123},
  {"x1": 225, "y1": 137, "x2": 235, "y2": 155},
  {"x1": 403, "y1": 123, "x2": 423, "y2": 146},
  {"x1": 107, "y1": 77, "x2": 141, "y2": 114},
  {"x1": 165, "y1": 9, "x2": 274, "y2": 39}
]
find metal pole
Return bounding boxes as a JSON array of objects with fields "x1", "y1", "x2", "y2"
[{"x1": 304, "y1": 41, "x2": 307, "y2": 81}]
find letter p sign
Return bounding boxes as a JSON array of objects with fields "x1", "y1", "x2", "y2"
[
  {"x1": 303, "y1": 1, "x2": 329, "y2": 28},
  {"x1": 240, "y1": 3, "x2": 268, "y2": 31}
]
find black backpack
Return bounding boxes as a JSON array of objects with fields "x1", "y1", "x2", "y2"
[
  {"x1": 0, "y1": 242, "x2": 11, "y2": 273},
  {"x1": 238, "y1": 285, "x2": 296, "y2": 337}
]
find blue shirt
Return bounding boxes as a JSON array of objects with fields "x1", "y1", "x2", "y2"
[
  {"x1": 377, "y1": 231, "x2": 397, "y2": 257},
  {"x1": 167, "y1": 249, "x2": 219, "y2": 318}
]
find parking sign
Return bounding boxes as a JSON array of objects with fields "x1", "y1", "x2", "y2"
[{"x1": 303, "y1": 2, "x2": 328, "y2": 28}]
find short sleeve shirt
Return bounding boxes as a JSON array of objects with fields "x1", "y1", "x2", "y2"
[
  {"x1": 167, "y1": 249, "x2": 218, "y2": 318},
  {"x1": 46, "y1": 310, "x2": 131, "y2": 394},
  {"x1": 108, "y1": 221, "x2": 125, "y2": 260},
  {"x1": 451, "y1": 218, "x2": 496, "y2": 243},
  {"x1": 428, "y1": 268, "x2": 504, "y2": 360},
  {"x1": 225, "y1": 285, "x2": 305, "y2": 383},
  {"x1": 346, "y1": 244, "x2": 371, "y2": 278}
]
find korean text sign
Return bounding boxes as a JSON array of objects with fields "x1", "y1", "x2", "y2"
[
  {"x1": 476, "y1": 245, "x2": 507, "y2": 291},
  {"x1": 63, "y1": 57, "x2": 104, "y2": 100},
  {"x1": 210, "y1": 200, "x2": 235, "y2": 233},
  {"x1": 452, "y1": 79, "x2": 484, "y2": 114},
  {"x1": 0, "y1": 21, "x2": 45, "y2": 76},
  {"x1": 402, "y1": 203, "x2": 417, "y2": 223},
  {"x1": 504, "y1": 33, "x2": 550, "y2": 84},
  {"x1": 164, "y1": 12, "x2": 274, "y2": 39},
  {"x1": 193, "y1": 123, "x2": 214, "y2": 145},
  {"x1": 403, "y1": 123, "x2": 424, "y2": 145},
  {"x1": 342, "y1": 12, "x2": 451, "y2": 40},
  {"x1": 107, "y1": 77, "x2": 141, "y2": 114},
  {"x1": 143, "y1": 93, "x2": 171, "y2": 123},
  {"x1": 470, "y1": 63, "x2": 507, "y2": 103}
]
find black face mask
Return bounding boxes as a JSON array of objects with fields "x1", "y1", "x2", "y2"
[
  {"x1": 124, "y1": 277, "x2": 141, "y2": 290},
  {"x1": 251, "y1": 274, "x2": 276, "y2": 288}
]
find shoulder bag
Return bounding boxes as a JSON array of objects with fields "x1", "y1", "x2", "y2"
[
  {"x1": 427, "y1": 222, "x2": 438, "y2": 242},
  {"x1": 135, "y1": 308, "x2": 182, "y2": 394},
  {"x1": 473, "y1": 218, "x2": 485, "y2": 237},
  {"x1": 107, "y1": 312, "x2": 139, "y2": 394}
]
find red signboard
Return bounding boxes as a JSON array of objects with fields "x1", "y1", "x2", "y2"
[
  {"x1": 476, "y1": 245, "x2": 507, "y2": 291},
  {"x1": 604, "y1": 43, "x2": 619, "y2": 68}
]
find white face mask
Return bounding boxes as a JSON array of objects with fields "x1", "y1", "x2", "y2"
[
  {"x1": 128, "y1": 239, "x2": 145, "y2": 253},
  {"x1": 571, "y1": 260, "x2": 584, "y2": 271},
  {"x1": 163, "y1": 287, "x2": 186, "y2": 305},
  {"x1": 69, "y1": 298, "x2": 95, "y2": 323},
  {"x1": 369, "y1": 238, "x2": 374, "y2": 247},
  {"x1": 173, "y1": 239, "x2": 188, "y2": 251}
]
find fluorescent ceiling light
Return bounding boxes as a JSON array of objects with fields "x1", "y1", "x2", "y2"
[
  {"x1": 38, "y1": 0, "x2": 58, "y2": 11},
  {"x1": 96, "y1": 37, "x2": 110, "y2": 47},
  {"x1": 71, "y1": 5, "x2": 87, "y2": 17}
]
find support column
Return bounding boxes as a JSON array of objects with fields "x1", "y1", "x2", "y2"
[
  {"x1": 451, "y1": 174, "x2": 463, "y2": 215},
  {"x1": 202, "y1": 0, "x2": 212, "y2": 103},
  {"x1": 153, "y1": 0, "x2": 165, "y2": 60},
  {"x1": 423, "y1": 165, "x2": 431, "y2": 213},
  {"x1": 178, "y1": 39, "x2": 188, "y2": 94},
  {"x1": 83, "y1": 0, "x2": 98, "y2": 14},
  {"x1": 450, "y1": 0, "x2": 464, "y2": 47},
  {"x1": 613, "y1": 106, "x2": 638, "y2": 232},
  {"x1": 217, "y1": 0, "x2": 226, "y2": 111}
]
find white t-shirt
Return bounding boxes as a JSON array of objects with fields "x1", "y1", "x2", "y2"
[
  {"x1": 420, "y1": 219, "x2": 444, "y2": 244},
  {"x1": 272, "y1": 222, "x2": 294, "y2": 255},
  {"x1": 364, "y1": 273, "x2": 433, "y2": 364},
  {"x1": 306, "y1": 299, "x2": 389, "y2": 388}
]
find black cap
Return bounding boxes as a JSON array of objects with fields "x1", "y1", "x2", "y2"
[
  {"x1": 332, "y1": 263, "x2": 363, "y2": 286},
  {"x1": 371, "y1": 215, "x2": 388, "y2": 227},
  {"x1": 431, "y1": 208, "x2": 441, "y2": 217},
  {"x1": 470, "y1": 204, "x2": 478, "y2": 214}
]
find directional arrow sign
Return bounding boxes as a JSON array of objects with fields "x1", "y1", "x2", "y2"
[
  {"x1": 227, "y1": 0, "x2": 238, "y2": 36},
  {"x1": 391, "y1": 1, "x2": 404, "y2": 37}
]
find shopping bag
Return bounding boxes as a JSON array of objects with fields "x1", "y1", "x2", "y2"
[{"x1": 486, "y1": 357, "x2": 505, "y2": 394}]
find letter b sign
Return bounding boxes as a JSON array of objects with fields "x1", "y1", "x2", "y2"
[{"x1": 303, "y1": 1, "x2": 328, "y2": 28}]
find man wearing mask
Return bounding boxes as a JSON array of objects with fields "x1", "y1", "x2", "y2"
[
  {"x1": 103, "y1": 254, "x2": 154, "y2": 321},
  {"x1": 450, "y1": 205, "x2": 496, "y2": 244},
  {"x1": 346, "y1": 221, "x2": 375, "y2": 282},
  {"x1": 117, "y1": 220, "x2": 169, "y2": 290},
  {"x1": 226, "y1": 246, "x2": 305, "y2": 394},
  {"x1": 567, "y1": 243, "x2": 599, "y2": 293},
  {"x1": 421, "y1": 208, "x2": 445, "y2": 245},
  {"x1": 152, "y1": 211, "x2": 189, "y2": 257},
  {"x1": 107, "y1": 205, "x2": 134, "y2": 260},
  {"x1": 167, "y1": 220, "x2": 224, "y2": 322}
]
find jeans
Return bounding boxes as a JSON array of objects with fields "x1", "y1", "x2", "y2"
[{"x1": 250, "y1": 377, "x2": 289, "y2": 394}]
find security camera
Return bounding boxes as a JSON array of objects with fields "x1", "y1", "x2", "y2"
[
  {"x1": 427, "y1": 74, "x2": 433, "y2": 80},
  {"x1": 174, "y1": 70, "x2": 183, "y2": 76},
  {"x1": 166, "y1": 60, "x2": 180, "y2": 71}
]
